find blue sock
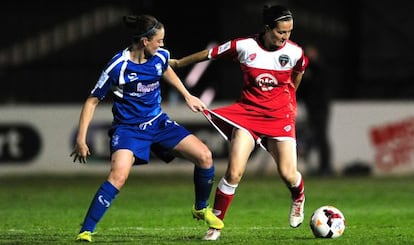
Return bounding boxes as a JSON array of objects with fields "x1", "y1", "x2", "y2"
[
  {"x1": 79, "y1": 180, "x2": 119, "y2": 232},
  {"x1": 193, "y1": 165, "x2": 215, "y2": 210}
]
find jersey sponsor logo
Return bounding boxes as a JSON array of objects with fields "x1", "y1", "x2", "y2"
[
  {"x1": 137, "y1": 81, "x2": 159, "y2": 92},
  {"x1": 256, "y1": 73, "x2": 278, "y2": 91},
  {"x1": 279, "y1": 54, "x2": 290, "y2": 67}
]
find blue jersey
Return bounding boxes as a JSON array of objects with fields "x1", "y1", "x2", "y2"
[{"x1": 91, "y1": 47, "x2": 170, "y2": 124}]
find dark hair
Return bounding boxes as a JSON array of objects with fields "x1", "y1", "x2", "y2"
[
  {"x1": 263, "y1": 5, "x2": 293, "y2": 28},
  {"x1": 123, "y1": 14, "x2": 163, "y2": 42}
]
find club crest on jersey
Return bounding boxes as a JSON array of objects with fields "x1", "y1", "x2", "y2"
[
  {"x1": 155, "y1": 63, "x2": 163, "y2": 76},
  {"x1": 279, "y1": 54, "x2": 290, "y2": 67},
  {"x1": 256, "y1": 73, "x2": 278, "y2": 91},
  {"x1": 249, "y1": 53, "x2": 257, "y2": 61}
]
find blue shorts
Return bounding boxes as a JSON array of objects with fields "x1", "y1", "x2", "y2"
[{"x1": 108, "y1": 113, "x2": 191, "y2": 165}]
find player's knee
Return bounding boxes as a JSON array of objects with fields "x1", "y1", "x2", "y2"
[
  {"x1": 108, "y1": 172, "x2": 129, "y2": 189},
  {"x1": 197, "y1": 147, "x2": 213, "y2": 168},
  {"x1": 225, "y1": 171, "x2": 243, "y2": 185},
  {"x1": 279, "y1": 167, "x2": 298, "y2": 184}
]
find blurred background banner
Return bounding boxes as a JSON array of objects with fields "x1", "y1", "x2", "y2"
[
  {"x1": 0, "y1": 103, "x2": 413, "y2": 176},
  {"x1": 1, "y1": 1, "x2": 413, "y2": 176}
]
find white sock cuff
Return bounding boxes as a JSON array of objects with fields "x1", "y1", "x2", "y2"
[
  {"x1": 218, "y1": 177, "x2": 238, "y2": 195},
  {"x1": 293, "y1": 172, "x2": 302, "y2": 187}
]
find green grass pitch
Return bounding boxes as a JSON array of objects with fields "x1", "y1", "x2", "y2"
[{"x1": 0, "y1": 172, "x2": 413, "y2": 244}]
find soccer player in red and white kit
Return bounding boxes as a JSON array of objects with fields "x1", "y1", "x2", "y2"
[{"x1": 170, "y1": 5, "x2": 308, "y2": 240}]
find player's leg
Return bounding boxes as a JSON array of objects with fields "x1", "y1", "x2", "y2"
[
  {"x1": 268, "y1": 139, "x2": 305, "y2": 228},
  {"x1": 76, "y1": 149, "x2": 134, "y2": 242},
  {"x1": 172, "y1": 134, "x2": 224, "y2": 230},
  {"x1": 214, "y1": 128, "x2": 254, "y2": 219},
  {"x1": 202, "y1": 128, "x2": 254, "y2": 240}
]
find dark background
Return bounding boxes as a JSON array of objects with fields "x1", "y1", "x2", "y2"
[{"x1": 1, "y1": 0, "x2": 413, "y2": 104}]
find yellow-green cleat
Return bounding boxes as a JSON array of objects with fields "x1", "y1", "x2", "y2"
[
  {"x1": 192, "y1": 205, "x2": 224, "y2": 229},
  {"x1": 76, "y1": 231, "x2": 92, "y2": 242}
]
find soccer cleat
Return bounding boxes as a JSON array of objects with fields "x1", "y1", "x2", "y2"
[
  {"x1": 289, "y1": 196, "x2": 305, "y2": 228},
  {"x1": 192, "y1": 205, "x2": 224, "y2": 229},
  {"x1": 76, "y1": 231, "x2": 92, "y2": 242},
  {"x1": 203, "y1": 228, "x2": 221, "y2": 241}
]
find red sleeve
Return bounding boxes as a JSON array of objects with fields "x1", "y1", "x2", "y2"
[
  {"x1": 293, "y1": 53, "x2": 309, "y2": 73},
  {"x1": 209, "y1": 39, "x2": 239, "y2": 60}
]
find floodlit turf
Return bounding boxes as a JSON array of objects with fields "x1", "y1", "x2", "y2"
[{"x1": 0, "y1": 172, "x2": 413, "y2": 244}]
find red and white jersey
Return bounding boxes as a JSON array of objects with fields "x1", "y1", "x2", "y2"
[
  {"x1": 205, "y1": 34, "x2": 308, "y2": 142},
  {"x1": 208, "y1": 34, "x2": 308, "y2": 118}
]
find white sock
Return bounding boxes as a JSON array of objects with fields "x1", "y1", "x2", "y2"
[{"x1": 218, "y1": 177, "x2": 238, "y2": 195}]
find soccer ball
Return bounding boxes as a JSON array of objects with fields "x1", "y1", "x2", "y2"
[{"x1": 310, "y1": 205, "x2": 346, "y2": 238}]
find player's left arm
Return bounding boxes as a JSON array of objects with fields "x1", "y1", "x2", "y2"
[
  {"x1": 162, "y1": 66, "x2": 206, "y2": 112},
  {"x1": 292, "y1": 71, "x2": 304, "y2": 91},
  {"x1": 292, "y1": 54, "x2": 309, "y2": 91}
]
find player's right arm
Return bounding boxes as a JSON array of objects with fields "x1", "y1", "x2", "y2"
[
  {"x1": 71, "y1": 96, "x2": 100, "y2": 163},
  {"x1": 169, "y1": 49, "x2": 210, "y2": 69}
]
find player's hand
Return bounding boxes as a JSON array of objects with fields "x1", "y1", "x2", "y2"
[
  {"x1": 70, "y1": 143, "x2": 90, "y2": 164},
  {"x1": 185, "y1": 95, "x2": 207, "y2": 112}
]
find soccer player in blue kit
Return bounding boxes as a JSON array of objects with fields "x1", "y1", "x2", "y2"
[{"x1": 70, "y1": 14, "x2": 223, "y2": 242}]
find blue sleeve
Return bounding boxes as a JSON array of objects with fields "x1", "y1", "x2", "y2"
[
  {"x1": 157, "y1": 48, "x2": 170, "y2": 72},
  {"x1": 90, "y1": 51, "x2": 124, "y2": 100},
  {"x1": 90, "y1": 70, "x2": 112, "y2": 100}
]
